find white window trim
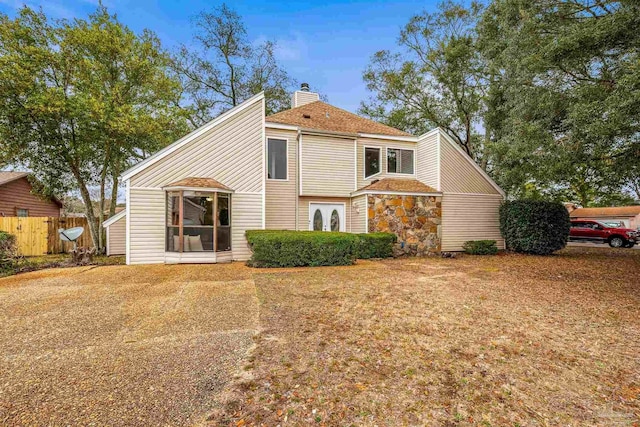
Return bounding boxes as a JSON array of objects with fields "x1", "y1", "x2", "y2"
[
  {"x1": 266, "y1": 138, "x2": 289, "y2": 181},
  {"x1": 363, "y1": 145, "x2": 382, "y2": 180},
  {"x1": 386, "y1": 147, "x2": 416, "y2": 176}
]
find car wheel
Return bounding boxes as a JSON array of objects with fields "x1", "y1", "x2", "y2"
[{"x1": 609, "y1": 237, "x2": 624, "y2": 248}]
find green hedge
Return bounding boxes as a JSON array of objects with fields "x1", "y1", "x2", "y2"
[
  {"x1": 462, "y1": 240, "x2": 498, "y2": 255},
  {"x1": 499, "y1": 200, "x2": 570, "y2": 255},
  {"x1": 356, "y1": 232, "x2": 397, "y2": 259},
  {"x1": 246, "y1": 230, "x2": 359, "y2": 267}
]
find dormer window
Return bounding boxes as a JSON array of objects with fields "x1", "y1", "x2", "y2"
[{"x1": 364, "y1": 147, "x2": 381, "y2": 179}]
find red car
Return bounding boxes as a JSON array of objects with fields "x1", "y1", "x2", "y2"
[{"x1": 569, "y1": 220, "x2": 638, "y2": 248}]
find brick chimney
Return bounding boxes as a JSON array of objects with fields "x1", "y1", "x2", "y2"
[{"x1": 291, "y1": 83, "x2": 319, "y2": 108}]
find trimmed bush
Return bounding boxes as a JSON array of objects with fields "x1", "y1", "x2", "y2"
[
  {"x1": 246, "y1": 230, "x2": 359, "y2": 268},
  {"x1": 499, "y1": 200, "x2": 570, "y2": 255},
  {"x1": 356, "y1": 232, "x2": 397, "y2": 259},
  {"x1": 462, "y1": 240, "x2": 498, "y2": 255}
]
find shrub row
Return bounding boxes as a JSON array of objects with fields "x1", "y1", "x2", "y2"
[
  {"x1": 462, "y1": 240, "x2": 498, "y2": 255},
  {"x1": 356, "y1": 232, "x2": 397, "y2": 259},
  {"x1": 499, "y1": 200, "x2": 570, "y2": 255},
  {"x1": 245, "y1": 230, "x2": 396, "y2": 268}
]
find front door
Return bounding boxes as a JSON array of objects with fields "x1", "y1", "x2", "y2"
[{"x1": 309, "y1": 203, "x2": 345, "y2": 232}]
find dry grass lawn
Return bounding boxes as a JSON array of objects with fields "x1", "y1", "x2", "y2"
[
  {"x1": 0, "y1": 263, "x2": 259, "y2": 426},
  {"x1": 222, "y1": 247, "x2": 640, "y2": 426},
  {"x1": 1, "y1": 247, "x2": 638, "y2": 426}
]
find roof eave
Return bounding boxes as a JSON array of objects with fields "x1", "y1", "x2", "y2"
[
  {"x1": 351, "y1": 189, "x2": 442, "y2": 197},
  {"x1": 162, "y1": 186, "x2": 234, "y2": 193},
  {"x1": 102, "y1": 209, "x2": 127, "y2": 228}
]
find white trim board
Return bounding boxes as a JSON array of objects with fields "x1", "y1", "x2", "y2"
[
  {"x1": 265, "y1": 122, "x2": 298, "y2": 131},
  {"x1": 102, "y1": 209, "x2": 126, "y2": 228},
  {"x1": 121, "y1": 92, "x2": 265, "y2": 181},
  {"x1": 261, "y1": 97, "x2": 266, "y2": 229}
]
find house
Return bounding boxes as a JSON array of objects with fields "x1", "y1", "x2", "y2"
[
  {"x1": 104, "y1": 86, "x2": 505, "y2": 264},
  {"x1": 570, "y1": 206, "x2": 640, "y2": 229},
  {"x1": 0, "y1": 171, "x2": 62, "y2": 217}
]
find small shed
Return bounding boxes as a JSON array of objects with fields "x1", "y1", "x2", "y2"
[{"x1": 103, "y1": 210, "x2": 126, "y2": 256}]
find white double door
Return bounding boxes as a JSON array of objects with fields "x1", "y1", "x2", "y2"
[{"x1": 309, "y1": 203, "x2": 345, "y2": 232}]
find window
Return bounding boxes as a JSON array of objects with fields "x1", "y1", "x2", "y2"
[
  {"x1": 364, "y1": 147, "x2": 380, "y2": 178},
  {"x1": 387, "y1": 148, "x2": 414, "y2": 174},
  {"x1": 166, "y1": 191, "x2": 231, "y2": 253},
  {"x1": 267, "y1": 138, "x2": 287, "y2": 180},
  {"x1": 16, "y1": 208, "x2": 28, "y2": 217}
]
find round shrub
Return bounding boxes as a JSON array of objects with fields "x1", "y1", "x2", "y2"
[{"x1": 499, "y1": 200, "x2": 570, "y2": 255}]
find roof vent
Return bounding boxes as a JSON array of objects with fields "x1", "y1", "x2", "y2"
[
  {"x1": 300, "y1": 82, "x2": 310, "y2": 92},
  {"x1": 371, "y1": 179, "x2": 380, "y2": 184},
  {"x1": 303, "y1": 114, "x2": 311, "y2": 119}
]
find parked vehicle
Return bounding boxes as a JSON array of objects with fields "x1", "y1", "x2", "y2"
[{"x1": 569, "y1": 220, "x2": 638, "y2": 248}]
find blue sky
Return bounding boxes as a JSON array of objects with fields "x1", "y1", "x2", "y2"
[{"x1": 0, "y1": 0, "x2": 440, "y2": 112}]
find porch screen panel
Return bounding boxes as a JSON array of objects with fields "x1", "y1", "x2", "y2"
[{"x1": 217, "y1": 194, "x2": 231, "y2": 251}]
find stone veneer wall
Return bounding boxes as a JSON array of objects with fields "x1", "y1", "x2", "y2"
[{"x1": 367, "y1": 194, "x2": 442, "y2": 256}]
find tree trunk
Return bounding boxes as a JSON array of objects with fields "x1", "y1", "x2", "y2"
[
  {"x1": 98, "y1": 173, "x2": 106, "y2": 253},
  {"x1": 75, "y1": 175, "x2": 100, "y2": 250},
  {"x1": 109, "y1": 172, "x2": 119, "y2": 217}
]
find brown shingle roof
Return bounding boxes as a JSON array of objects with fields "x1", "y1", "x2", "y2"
[
  {"x1": 0, "y1": 171, "x2": 28, "y2": 186},
  {"x1": 164, "y1": 177, "x2": 232, "y2": 191},
  {"x1": 355, "y1": 178, "x2": 439, "y2": 194},
  {"x1": 266, "y1": 101, "x2": 411, "y2": 137},
  {"x1": 570, "y1": 206, "x2": 640, "y2": 218}
]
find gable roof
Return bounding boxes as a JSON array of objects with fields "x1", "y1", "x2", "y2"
[
  {"x1": 163, "y1": 177, "x2": 233, "y2": 192},
  {"x1": 102, "y1": 208, "x2": 126, "y2": 228},
  {"x1": 0, "y1": 171, "x2": 28, "y2": 186},
  {"x1": 266, "y1": 101, "x2": 411, "y2": 137},
  {"x1": 570, "y1": 206, "x2": 640, "y2": 218},
  {"x1": 353, "y1": 178, "x2": 440, "y2": 195},
  {"x1": 0, "y1": 171, "x2": 63, "y2": 207},
  {"x1": 121, "y1": 92, "x2": 265, "y2": 181}
]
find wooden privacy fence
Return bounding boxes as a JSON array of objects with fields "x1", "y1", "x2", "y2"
[{"x1": 0, "y1": 217, "x2": 92, "y2": 256}]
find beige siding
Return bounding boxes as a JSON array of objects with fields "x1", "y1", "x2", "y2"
[
  {"x1": 441, "y1": 193, "x2": 505, "y2": 251},
  {"x1": 265, "y1": 128, "x2": 297, "y2": 229},
  {"x1": 351, "y1": 194, "x2": 367, "y2": 234},
  {"x1": 106, "y1": 215, "x2": 125, "y2": 256},
  {"x1": 129, "y1": 188, "x2": 166, "y2": 264},
  {"x1": 440, "y1": 136, "x2": 499, "y2": 194},
  {"x1": 300, "y1": 134, "x2": 355, "y2": 197},
  {"x1": 298, "y1": 197, "x2": 352, "y2": 232},
  {"x1": 126, "y1": 96, "x2": 265, "y2": 265},
  {"x1": 232, "y1": 192, "x2": 263, "y2": 261},
  {"x1": 130, "y1": 101, "x2": 263, "y2": 192},
  {"x1": 292, "y1": 91, "x2": 320, "y2": 108},
  {"x1": 416, "y1": 131, "x2": 439, "y2": 190},
  {"x1": 356, "y1": 138, "x2": 417, "y2": 190}
]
